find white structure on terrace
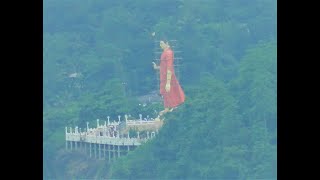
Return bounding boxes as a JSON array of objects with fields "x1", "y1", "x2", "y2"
[{"x1": 65, "y1": 114, "x2": 162, "y2": 161}]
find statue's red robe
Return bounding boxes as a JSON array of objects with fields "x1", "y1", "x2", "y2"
[{"x1": 159, "y1": 48, "x2": 185, "y2": 108}]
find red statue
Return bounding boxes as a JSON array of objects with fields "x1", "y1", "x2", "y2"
[{"x1": 153, "y1": 40, "x2": 185, "y2": 116}]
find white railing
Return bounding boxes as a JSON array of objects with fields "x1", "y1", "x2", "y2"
[{"x1": 65, "y1": 115, "x2": 161, "y2": 146}]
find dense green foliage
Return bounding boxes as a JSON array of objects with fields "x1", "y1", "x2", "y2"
[{"x1": 44, "y1": 0, "x2": 276, "y2": 179}]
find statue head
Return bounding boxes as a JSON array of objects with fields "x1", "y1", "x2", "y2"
[{"x1": 160, "y1": 40, "x2": 170, "y2": 50}]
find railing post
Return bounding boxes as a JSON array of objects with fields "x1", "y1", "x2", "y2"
[
  {"x1": 139, "y1": 114, "x2": 142, "y2": 123},
  {"x1": 125, "y1": 114, "x2": 128, "y2": 123},
  {"x1": 86, "y1": 122, "x2": 89, "y2": 132}
]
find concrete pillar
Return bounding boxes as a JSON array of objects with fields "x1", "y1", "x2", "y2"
[
  {"x1": 108, "y1": 144, "x2": 111, "y2": 162},
  {"x1": 89, "y1": 143, "x2": 92, "y2": 158},
  {"x1": 107, "y1": 116, "x2": 110, "y2": 125},
  {"x1": 99, "y1": 143, "x2": 101, "y2": 159},
  {"x1": 118, "y1": 145, "x2": 120, "y2": 157},
  {"x1": 104, "y1": 144, "x2": 106, "y2": 160},
  {"x1": 113, "y1": 144, "x2": 115, "y2": 161},
  {"x1": 95, "y1": 143, "x2": 97, "y2": 159},
  {"x1": 82, "y1": 141, "x2": 84, "y2": 152}
]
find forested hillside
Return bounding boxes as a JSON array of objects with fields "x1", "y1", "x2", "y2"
[{"x1": 44, "y1": 0, "x2": 276, "y2": 179}]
